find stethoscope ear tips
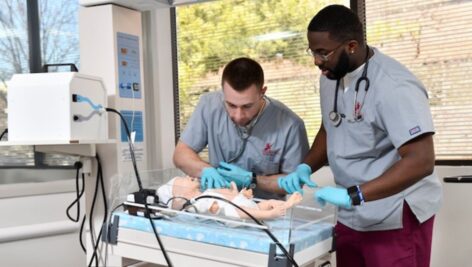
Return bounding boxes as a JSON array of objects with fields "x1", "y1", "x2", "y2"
[{"x1": 329, "y1": 111, "x2": 342, "y2": 127}]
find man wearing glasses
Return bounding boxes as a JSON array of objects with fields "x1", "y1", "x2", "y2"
[
  {"x1": 173, "y1": 57, "x2": 310, "y2": 199},
  {"x1": 277, "y1": 5, "x2": 442, "y2": 267}
]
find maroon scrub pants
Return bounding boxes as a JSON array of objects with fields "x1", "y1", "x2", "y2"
[{"x1": 335, "y1": 202, "x2": 435, "y2": 267}]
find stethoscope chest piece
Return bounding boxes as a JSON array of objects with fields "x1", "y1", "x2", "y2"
[{"x1": 329, "y1": 111, "x2": 342, "y2": 127}]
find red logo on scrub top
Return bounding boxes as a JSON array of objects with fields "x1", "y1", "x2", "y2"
[{"x1": 263, "y1": 143, "x2": 279, "y2": 161}]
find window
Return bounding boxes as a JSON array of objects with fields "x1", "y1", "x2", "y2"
[
  {"x1": 364, "y1": 0, "x2": 472, "y2": 161},
  {"x1": 0, "y1": 0, "x2": 80, "y2": 167},
  {"x1": 175, "y1": 0, "x2": 350, "y2": 157},
  {"x1": 176, "y1": 0, "x2": 472, "y2": 163}
]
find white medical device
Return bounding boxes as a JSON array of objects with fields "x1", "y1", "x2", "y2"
[{"x1": 7, "y1": 72, "x2": 108, "y2": 142}]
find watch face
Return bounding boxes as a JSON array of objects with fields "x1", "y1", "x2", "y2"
[{"x1": 249, "y1": 183, "x2": 257, "y2": 190}]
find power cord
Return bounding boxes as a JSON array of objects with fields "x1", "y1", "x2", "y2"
[
  {"x1": 66, "y1": 162, "x2": 85, "y2": 222},
  {"x1": 65, "y1": 161, "x2": 88, "y2": 254},
  {"x1": 105, "y1": 107, "x2": 173, "y2": 267},
  {"x1": 193, "y1": 195, "x2": 299, "y2": 267},
  {"x1": 79, "y1": 215, "x2": 87, "y2": 252},
  {"x1": 0, "y1": 128, "x2": 7, "y2": 140},
  {"x1": 104, "y1": 108, "x2": 143, "y2": 190},
  {"x1": 87, "y1": 155, "x2": 108, "y2": 267}
]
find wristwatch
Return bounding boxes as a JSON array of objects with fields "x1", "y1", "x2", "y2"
[
  {"x1": 347, "y1": 185, "x2": 365, "y2": 206},
  {"x1": 249, "y1": 173, "x2": 257, "y2": 189}
]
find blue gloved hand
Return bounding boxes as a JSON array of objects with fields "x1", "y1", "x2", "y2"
[
  {"x1": 277, "y1": 163, "x2": 316, "y2": 194},
  {"x1": 200, "y1": 167, "x2": 230, "y2": 191},
  {"x1": 216, "y1": 162, "x2": 252, "y2": 188},
  {"x1": 314, "y1": 186, "x2": 352, "y2": 209}
]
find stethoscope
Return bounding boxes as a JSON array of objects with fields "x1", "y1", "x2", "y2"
[
  {"x1": 329, "y1": 45, "x2": 371, "y2": 127},
  {"x1": 226, "y1": 96, "x2": 268, "y2": 163}
]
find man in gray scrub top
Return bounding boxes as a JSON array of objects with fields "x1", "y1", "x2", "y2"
[
  {"x1": 173, "y1": 57, "x2": 310, "y2": 199},
  {"x1": 277, "y1": 5, "x2": 442, "y2": 267}
]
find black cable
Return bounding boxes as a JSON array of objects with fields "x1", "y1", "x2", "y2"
[
  {"x1": 79, "y1": 215, "x2": 87, "y2": 253},
  {"x1": 0, "y1": 128, "x2": 7, "y2": 140},
  {"x1": 105, "y1": 108, "x2": 142, "y2": 191},
  {"x1": 88, "y1": 155, "x2": 108, "y2": 267},
  {"x1": 87, "y1": 156, "x2": 100, "y2": 267},
  {"x1": 105, "y1": 107, "x2": 173, "y2": 267},
  {"x1": 194, "y1": 195, "x2": 299, "y2": 267},
  {"x1": 66, "y1": 162, "x2": 85, "y2": 222},
  {"x1": 63, "y1": 161, "x2": 86, "y2": 253},
  {"x1": 145, "y1": 202, "x2": 173, "y2": 267}
]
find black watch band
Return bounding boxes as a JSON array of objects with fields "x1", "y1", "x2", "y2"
[
  {"x1": 249, "y1": 172, "x2": 257, "y2": 189},
  {"x1": 347, "y1": 186, "x2": 361, "y2": 206}
]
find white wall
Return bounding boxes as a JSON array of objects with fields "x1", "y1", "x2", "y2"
[
  {"x1": 0, "y1": 173, "x2": 85, "y2": 267},
  {"x1": 431, "y1": 166, "x2": 472, "y2": 267}
]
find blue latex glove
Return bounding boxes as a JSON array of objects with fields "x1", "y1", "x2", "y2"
[
  {"x1": 314, "y1": 186, "x2": 352, "y2": 209},
  {"x1": 200, "y1": 167, "x2": 230, "y2": 191},
  {"x1": 216, "y1": 162, "x2": 252, "y2": 188},
  {"x1": 277, "y1": 163, "x2": 316, "y2": 194}
]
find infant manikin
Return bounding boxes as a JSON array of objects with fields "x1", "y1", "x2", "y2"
[{"x1": 157, "y1": 176, "x2": 302, "y2": 220}]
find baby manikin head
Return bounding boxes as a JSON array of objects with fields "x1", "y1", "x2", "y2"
[{"x1": 157, "y1": 176, "x2": 201, "y2": 210}]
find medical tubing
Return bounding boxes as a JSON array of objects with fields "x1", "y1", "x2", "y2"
[
  {"x1": 105, "y1": 107, "x2": 173, "y2": 266},
  {"x1": 66, "y1": 162, "x2": 85, "y2": 222},
  {"x1": 74, "y1": 94, "x2": 104, "y2": 111},
  {"x1": 88, "y1": 155, "x2": 108, "y2": 267},
  {"x1": 193, "y1": 195, "x2": 299, "y2": 267},
  {"x1": 105, "y1": 108, "x2": 143, "y2": 191},
  {"x1": 0, "y1": 128, "x2": 7, "y2": 140}
]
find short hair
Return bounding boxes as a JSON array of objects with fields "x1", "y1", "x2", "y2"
[
  {"x1": 307, "y1": 5, "x2": 364, "y2": 44},
  {"x1": 221, "y1": 57, "x2": 264, "y2": 91}
]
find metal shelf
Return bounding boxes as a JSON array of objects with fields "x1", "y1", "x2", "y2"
[{"x1": 0, "y1": 140, "x2": 116, "y2": 157}]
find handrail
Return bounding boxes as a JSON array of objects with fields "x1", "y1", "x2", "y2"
[
  {"x1": 0, "y1": 220, "x2": 79, "y2": 243},
  {"x1": 443, "y1": 175, "x2": 472, "y2": 183}
]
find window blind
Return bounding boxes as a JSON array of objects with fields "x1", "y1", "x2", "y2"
[
  {"x1": 175, "y1": 0, "x2": 349, "y2": 150},
  {"x1": 365, "y1": 0, "x2": 472, "y2": 160}
]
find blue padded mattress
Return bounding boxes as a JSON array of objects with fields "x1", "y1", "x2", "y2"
[{"x1": 114, "y1": 211, "x2": 333, "y2": 253}]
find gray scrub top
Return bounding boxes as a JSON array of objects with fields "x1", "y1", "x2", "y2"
[
  {"x1": 320, "y1": 47, "x2": 442, "y2": 231},
  {"x1": 181, "y1": 91, "x2": 309, "y2": 199}
]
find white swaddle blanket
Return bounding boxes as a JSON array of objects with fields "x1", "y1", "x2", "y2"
[{"x1": 193, "y1": 191, "x2": 259, "y2": 219}]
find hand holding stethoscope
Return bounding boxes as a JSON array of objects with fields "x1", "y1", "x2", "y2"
[{"x1": 329, "y1": 45, "x2": 371, "y2": 127}]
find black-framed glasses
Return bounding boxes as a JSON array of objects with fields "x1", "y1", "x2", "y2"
[{"x1": 306, "y1": 42, "x2": 346, "y2": 62}]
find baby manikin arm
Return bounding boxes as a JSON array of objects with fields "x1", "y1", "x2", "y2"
[
  {"x1": 234, "y1": 205, "x2": 287, "y2": 219},
  {"x1": 209, "y1": 201, "x2": 219, "y2": 214}
]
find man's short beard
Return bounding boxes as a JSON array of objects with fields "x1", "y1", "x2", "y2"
[{"x1": 327, "y1": 50, "x2": 351, "y2": 80}]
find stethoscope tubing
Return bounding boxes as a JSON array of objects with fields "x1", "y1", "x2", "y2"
[
  {"x1": 227, "y1": 96, "x2": 268, "y2": 163},
  {"x1": 330, "y1": 45, "x2": 371, "y2": 127}
]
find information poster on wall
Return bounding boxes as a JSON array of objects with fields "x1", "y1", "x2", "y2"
[{"x1": 117, "y1": 32, "x2": 142, "y2": 99}]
